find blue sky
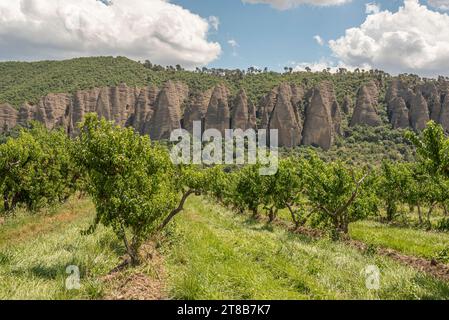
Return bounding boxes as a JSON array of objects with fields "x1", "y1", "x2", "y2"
[
  {"x1": 1, "y1": 0, "x2": 449, "y2": 76},
  {"x1": 172, "y1": 0, "x2": 402, "y2": 71}
]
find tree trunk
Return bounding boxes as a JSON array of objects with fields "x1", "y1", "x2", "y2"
[
  {"x1": 417, "y1": 204, "x2": 423, "y2": 224},
  {"x1": 120, "y1": 223, "x2": 140, "y2": 266},
  {"x1": 386, "y1": 201, "x2": 396, "y2": 221},
  {"x1": 158, "y1": 189, "x2": 195, "y2": 231},
  {"x1": 286, "y1": 203, "x2": 300, "y2": 228},
  {"x1": 427, "y1": 204, "x2": 435, "y2": 226},
  {"x1": 268, "y1": 207, "x2": 276, "y2": 223},
  {"x1": 251, "y1": 207, "x2": 258, "y2": 218},
  {"x1": 3, "y1": 193, "x2": 9, "y2": 212},
  {"x1": 443, "y1": 204, "x2": 448, "y2": 216}
]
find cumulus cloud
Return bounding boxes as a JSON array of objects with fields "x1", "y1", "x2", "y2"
[
  {"x1": 365, "y1": 2, "x2": 380, "y2": 14},
  {"x1": 314, "y1": 35, "x2": 324, "y2": 46},
  {"x1": 0, "y1": 0, "x2": 221, "y2": 68},
  {"x1": 241, "y1": 0, "x2": 352, "y2": 10},
  {"x1": 329, "y1": 0, "x2": 449, "y2": 76},
  {"x1": 428, "y1": 0, "x2": 449, "y2": 10}
]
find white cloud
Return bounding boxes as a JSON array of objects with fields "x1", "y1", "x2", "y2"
[
  {"x1": 242, "y1": 0, "x2": 352, "y2": 10},
  {"x1": 329, "y1": 0, "x2": 449, "y2": 77},
  {"x1": 365, "y1": 2, "x2": 380, "y2": 14},
  {"x1": 428, "y1": 0, "x2": 449, "y2": 10},
  {"x1": 292, "y1": 59, "x2": 359, "y2": 72},
  {"x1": 228, "y1": 39, "x2": 239, "y2": 57},
  {"x1": 313, "y1": 35, "x2": 324, "y2": 46},
  {"x1": 228, "y1": 39, "x2": 239, "y2": 48},
  {"x1": 208, "y1": 16, "x2": 220, "y2": 31},
  {"x1": 0, "y1": 0, "x2": 221, "y2": 68}
]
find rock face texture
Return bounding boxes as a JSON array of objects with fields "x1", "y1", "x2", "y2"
[
  {"x1": 302, "y1": 81, "x2": 341, "y2": 150},
  {"x1": 5, "y1": 77, "x2": 449, "y2": 150},
  {"x1": 183, "y1": 89, "x2": 213, "y2": 134},
  {"x1": 204, "y1": 84, "x2": 231, "y2": 135},
  {"x1": 439, "y1": 94, "x2": 449, "y2": 132},
  {"x1": 149, "y1": 81, "x2": 189, "y2": 140},
  {"x1": 350, "y1": 81, "x2": 382, "y2": 127},
  {"x1": 389, "y1": 97, "x2": 410, "y2": 129},
  {"x1": 342, "y1": 96, "x2": 353, "y2": 115},
  {"x1": 231, "y1": 89, "x2": 257, "y2": 131},
  {"x1": 0, "y1": 104, "x2": 18, "y2": 132},
  {"x1": 258, "y1": 83, "x2": 304, "y2": 147},
  {"x1": 385, "y1": 79, "x2": 449, "y2": 132},
  {"x1": 408, "y1": 92, "x2": 430, "y2": 131}
]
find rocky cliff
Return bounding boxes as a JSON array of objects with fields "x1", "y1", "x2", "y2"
[
  {"x1": 258, "y1": 83, "x2": 303, "y2": 148},
  {"x1": 302, "y1": 81, "x2": 341, "y2": 150},
  {"x1": 2, "y1": 77, "x2": 449, "y2": 150},
  {"x1": 386, "y1": 79, "x2": 449, "y2": 132},
  {"x1": 350, "y1": 81, "x2": 382, "y2": 127}
]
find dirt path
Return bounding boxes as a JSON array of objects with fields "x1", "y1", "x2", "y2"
[
  {"x1": 0, "y1": 199, "x2": 93, "y2": 248},
  {"x1": 102, "y1": 242, "x2": 168, "y2": 300},
  {"x1": 348, "y1": 239, "x2": 449, "y2": 282}
]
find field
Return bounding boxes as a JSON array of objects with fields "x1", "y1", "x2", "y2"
[
  {"x1": 1, "y1": 111, "x2": 449, "y2": 301},
  {"x1": 1, "y1": 196, "x2": 448, "y2": 300}
]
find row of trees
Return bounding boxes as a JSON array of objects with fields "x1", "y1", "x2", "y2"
[
  {"x1": 1, "y1": 115, "x2": 448, "y2": 264},
  {"x1": 198, "y1": 122, "x2": 449, "y2": 238},
  {"x1": 0, "y1": 123, "x2": 78, "y2": 213}
]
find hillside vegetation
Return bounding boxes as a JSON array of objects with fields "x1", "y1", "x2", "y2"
[{"x1": 0, "y1": 56, "x2": 384, "y2": 109}]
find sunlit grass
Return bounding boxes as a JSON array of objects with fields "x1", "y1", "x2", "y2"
[
  {"x1": 350, "y1": 220, "x2": 449, "y2": 260},
  {"x1": 163, "y1": 197, "x2": 449, "y2": 300},
  {"x1": 0, "y1": 198, "x2": 123, "y2": 300}
]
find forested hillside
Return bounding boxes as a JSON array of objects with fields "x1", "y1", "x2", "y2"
[
  {"x1": 0, "y1": 56, "x2": 383, "y2": 109},
  {"x1": 1, "y1": 56, "x2": 448, "y2": 165}
]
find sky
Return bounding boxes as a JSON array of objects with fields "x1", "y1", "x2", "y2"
[{"x1": 1, "y1": 0, "x2": 449, "y2": 76}]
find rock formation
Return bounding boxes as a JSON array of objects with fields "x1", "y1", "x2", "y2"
[
  {"x1": 389, "y1": 97, "x2": 410, "y2": 129},
  {"x1": 385, "y1": 79, "x2": 449, "y2": 132},
  {"x1": 231, "y1": 89, "x2": 257, "y2": 131},
  {"x1": 0, "y1": 104, "x2": 18, "y2": 132},
  {"x1": 204, "y1": 84, "x2": 231, "y2": 135},
  {"x1": 4, "y1": 76, "x2": 449, "y2": 150},
  {"x1": 302, "y1": 81, "x2": 341, "y2": 150},
  {"x1": 183, "y1": 89, "x2": 213, "y2": 134},
  {"x1": 439, "y1": 94, "x2": 449, "y2": 132},
  {"x1": 258, "y1": 83, "x2": 304, "y2": 147},
  {"x1": 350, "y1": 81, "x2": 382, "y2": 127},
  {"x1": 408, "y1": 92, "x2": 430, "y2": 131},
  {"x1": 342, "y1": 96, "x2": 352, "y2": 114},
  {"x1": 149, "y1": 81, "x2": 189, "y2": 140}
]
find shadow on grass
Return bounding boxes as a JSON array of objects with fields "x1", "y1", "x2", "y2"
[
  {"x1": 9, "y1": 263, "x2": 64, "y2": 280},
  {"x1": 410, "y1": 273, "x2": 449, "y2": 299}
]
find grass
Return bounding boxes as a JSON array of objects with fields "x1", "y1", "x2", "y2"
[
  {"x1": 1, "y1": 196, "x2": 449, "y2": 300},
  {"x1": 0, "y1": 198, "x2": 124, "y2": 300},
  {"x1": 163, "y1": 197, "x2": 449, "y2": 300},
  {"x1": 350, "y1": 220, "x2": 449, "y2": 260}
]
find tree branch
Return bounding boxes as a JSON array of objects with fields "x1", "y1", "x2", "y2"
[
  {"x1": 334, "y1": 170, "x2": 370, "y2": 218},
  {"x1": 158, "y1": 189, "x2": 196, "y2": 231}
]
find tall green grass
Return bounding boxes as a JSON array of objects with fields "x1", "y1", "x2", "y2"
[
  {"x1": 350, "y1": 221, "x2": 449, "y2": 260},
  {"x1": 0, "y1": 199, "x2": 123, "y2": 300},
  {"x1": 163, "y1": 197, "x2": 449, "y2": 300}
]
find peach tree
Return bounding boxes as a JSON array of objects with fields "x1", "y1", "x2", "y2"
[{"x1": 74, "y1": 114, "x2": 204, "y2": 264}]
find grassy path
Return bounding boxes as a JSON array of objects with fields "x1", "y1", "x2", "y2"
[
  {"x1": 1, "y1": 196, "x2": 449, "y2": 300},
  {"x1": 350, "y1": 221, "x2": 449, "y2": 261},
  {"x1": 0, "y1": 198, "x2": 123, "y2": 299},
  {"x1": 164, "y1": 197, "x2": 449, "y2": 300}
]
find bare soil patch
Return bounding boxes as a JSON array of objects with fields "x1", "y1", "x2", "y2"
[
  {"x1": 102, "y1": 242, "x2": 168, "y2": 300},
  {"x1": 348, "y1": 239, "x2": 449, "y2": 282}
]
